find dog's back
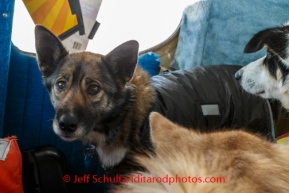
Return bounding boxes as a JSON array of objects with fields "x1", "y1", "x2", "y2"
[
  {"x1": 112, "y1": 113, "x2": 289, "y2": 193},
  {"x1": 150, "y1": 65, "x2": 273, "y2": 139}
]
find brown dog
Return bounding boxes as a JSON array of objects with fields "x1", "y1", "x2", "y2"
[
  {"x1": 112, "y1": 112, "x2": 289, "y2": 193},
  {"x1": 35, "y1": 25, "x2": 155, "y2": 169}
]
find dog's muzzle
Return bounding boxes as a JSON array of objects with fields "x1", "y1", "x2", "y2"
[{"x1": 234, "y1": 69, "x2": 243, "y2": 81}]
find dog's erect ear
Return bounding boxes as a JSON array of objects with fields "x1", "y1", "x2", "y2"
[
  {"x1": 35, "y1": 25, "x2": 68, "y2": 78},
  {"x1": 244, "y1": 27, "x2": 286, "y2": 53},
  {"x1": 149, "y1": 112, "x2": 180, "y2": 144},
  {"x1": 103, "y1": 40, "x2": 139, "y2": 83}
]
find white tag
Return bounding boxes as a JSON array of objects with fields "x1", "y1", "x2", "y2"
[
  {"x1": 201, "y1": 104, "x2": 220, "y2": 116},
  {"x1": 0, "y1": 139, "x2": 11, "y2": 161}
]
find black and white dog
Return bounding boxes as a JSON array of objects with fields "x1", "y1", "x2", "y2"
[{"x1": 235, "y1": 23, "x2": 289, "y2": 109}]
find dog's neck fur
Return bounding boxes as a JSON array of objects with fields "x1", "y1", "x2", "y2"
[{"x1": 83, "y1": 67, "x2": 155, "y2": 167}]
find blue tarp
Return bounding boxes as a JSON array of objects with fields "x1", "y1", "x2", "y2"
[{"x1": 171, "y1": 0, "x2": 289, "y2": 70}]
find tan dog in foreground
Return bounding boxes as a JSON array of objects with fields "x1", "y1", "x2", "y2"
[{"x1": 112, "y1": 112, "x2": 289, "y2": 193}]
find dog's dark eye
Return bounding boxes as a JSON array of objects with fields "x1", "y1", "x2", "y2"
[
  {"x1": 56, "y1": 81, "x2": 66, "y2": 91},
  {"x1": 88, "y1": 85, "x2": 100, "y2": 95}
]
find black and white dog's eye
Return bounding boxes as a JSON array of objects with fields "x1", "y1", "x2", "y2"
[
  {"x1": 56, "y1": 81, "x2": 66, "y2": 91},
  {"x1": 88, "y1": 84, "x2": 100, "y2": 95}
]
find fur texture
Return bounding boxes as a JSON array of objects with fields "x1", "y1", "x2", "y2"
[
  {"x1": 235, "y1": 23, "x2": 289, "y2": 109},
  {"x1": 112, "y1": 112, "x2": 289, "y2": 193}
]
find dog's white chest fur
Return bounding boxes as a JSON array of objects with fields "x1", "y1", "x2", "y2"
[
  {"x1": 96, "y1": 146, "x2": 128, "y2": 167},
  {"x1": 83, "y1": 131, "x2": 129, "y2": 167}
]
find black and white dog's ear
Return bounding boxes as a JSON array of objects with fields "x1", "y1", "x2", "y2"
[
  {"x1": 35, "y1": 25, "x2": 68, "y2": 78},
  {"x1": 103, "y1": 40, "x2": 139, "y2": 83},
  {"x1": 244, "y1": 27, "x2": 287, "y2": 54}
]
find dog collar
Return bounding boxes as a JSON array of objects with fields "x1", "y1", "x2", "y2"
[
  {"x1": 83, "y1": 142, "x2": 108, "y2": 170},
  {"x1": 83, "y1": 143, "x2": 98, "y2": 170}
]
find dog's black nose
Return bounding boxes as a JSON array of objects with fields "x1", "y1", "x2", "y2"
[
  {"x1": 235, "y1": 69, "x2": 243, "y2": 81},
  {"x1": 59, "y1": 114, "x2": 78, "y2": 132}
]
